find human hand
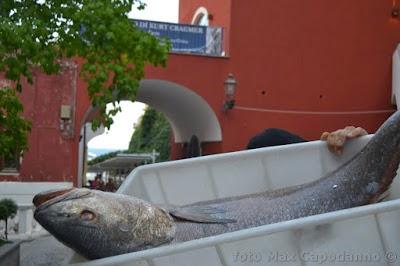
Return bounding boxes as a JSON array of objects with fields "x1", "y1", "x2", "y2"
[{"x1": 320, "y1": 126, "x2": 368, "y2": 155}]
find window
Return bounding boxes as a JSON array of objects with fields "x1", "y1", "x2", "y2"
[
  {"x1": 0, "y1": 151, "x2": 21, "y2": 173},
  {"x1": 192, "y1": 7, "x2": 209, "y2": 26}
]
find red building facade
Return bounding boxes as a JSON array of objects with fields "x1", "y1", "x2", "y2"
[{"x1": 2, "y1": 0, "x2": 399, "y2": 185}]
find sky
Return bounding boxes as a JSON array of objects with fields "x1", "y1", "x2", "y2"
[
  {"x1": 88, "y1": 0, "x2": 179, "y2": 151},
  {"x1": 129, "y1": 0, "x2": 179, "y2": 22}
]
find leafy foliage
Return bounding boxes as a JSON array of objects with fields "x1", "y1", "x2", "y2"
[
  {"x1": 88, "y1": 150, "x2": 121, "y2": 166},
  {"x1": 89, "y1": 107, "x2": 171, "y2": 165},
  {"x1": 0, "y1": 204, "x2": 8, "y2": 222},
  {"x1": 0, "y1": 199, "x2": 17, "y2": 218},
  {"x1": 0, "y1": 87, "x2": 31, "y2": 161},
  {"x1": 0, "y1": 0, "x2": 170, "y2": 158},
  {"x1": 128, "y1": 107, "x2": 171, "y2": 162},
  {"x1": 0, "y1": 237, "x2": 11, "y2": 246},
  {"x1": 0, "y1": 198, "x2": 17, "y2": 240}
]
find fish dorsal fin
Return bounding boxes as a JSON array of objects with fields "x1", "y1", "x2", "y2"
[{"x1": 168, "y1": 205, "x2": 236, "y2": 224}]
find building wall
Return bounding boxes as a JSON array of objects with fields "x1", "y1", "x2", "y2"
[
  {"x1": 179, "y1": 0, "x2": 232, "y2": 53},
  {"x1": 3, "y1": 1, "x2": 400, "y2": 184},
  {"x1": 123, "y1": 54, "x2": 231, "y2": 160},
  {"x1": 219, "y1": 0, "x2": 399, "y2": 151},
  {"x1": 1, "y1": 63, "x2": 80, "y2": 183}
]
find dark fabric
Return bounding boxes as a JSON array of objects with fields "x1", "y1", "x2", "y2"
[
  {"x1": 246, "y1": 128, "x2": 307, "y2": 149},
  {"x1": 186, "y1": 135, "x2": 201, "y2": 158}
]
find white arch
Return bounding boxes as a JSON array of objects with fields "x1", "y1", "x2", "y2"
[
  {"x1": 77, "y1": 79, "x2": 222, "y2": 185},
  {"x1": 191, "y1": 7, "x2": 209, "y2": 26},
  {"x1": 137, "y1": 79, "x2": 222, "y2": 143}
]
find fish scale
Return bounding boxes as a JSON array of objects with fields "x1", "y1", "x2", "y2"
[
  {"x1": 34, "y1": 111, "x2": 400, "y2": 259},
  {"x1": 172, "y1": 110, "x2": 400, "y2": 241}
]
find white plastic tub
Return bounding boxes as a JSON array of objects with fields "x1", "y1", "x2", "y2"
[{"x1": 71, "y1": 135, "x2": 400, "y2": 266}]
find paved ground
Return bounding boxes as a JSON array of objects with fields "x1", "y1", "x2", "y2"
[{"x1": 20, "y1": 235, "x2": 76, "y2": 266}]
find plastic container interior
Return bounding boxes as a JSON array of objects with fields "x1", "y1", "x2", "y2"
[{"x1": 71, "y1": 135, "x2": 400, "y2": 266}]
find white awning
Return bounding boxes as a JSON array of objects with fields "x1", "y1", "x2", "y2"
[{"x1": 88, "y1": 152, "x2": 159, "y2": 172}]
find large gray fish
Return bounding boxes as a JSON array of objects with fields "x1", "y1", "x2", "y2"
[{"x1": 34, "y1": 110, "x2": 400, "y2": 259}]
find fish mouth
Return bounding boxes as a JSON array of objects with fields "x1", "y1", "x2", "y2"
[
  {"x1": 33, "y1": 188, "x2": 75, "y2": 207},
  {"x1": 34, "y1": 188, "x2": 93, "y2": 214}
]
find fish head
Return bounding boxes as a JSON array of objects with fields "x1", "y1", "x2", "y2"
[{"x1": 34, "y1": 188, "x2": 175, "y2": 259}]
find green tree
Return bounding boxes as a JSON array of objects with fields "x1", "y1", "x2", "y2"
[
  {"x1": 0, "y1": 199, "x2": 17, "y2": 240},
  {"x1": 0, "y1": 87, "x2": 31, "y2": 168},
  {"x1": 0, "y1": 1, "x2": 170, "y2": 160},
  {"x1": 129, "y1": 107, "x2": 171, "y2": 162},
  {"x1": 88, "y1": 150, "x2": 121, "y2": 166},
  {"x1": 88, "y1": 108, "x2": 171, "y2": 166}
]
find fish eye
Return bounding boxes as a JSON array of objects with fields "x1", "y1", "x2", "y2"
[{"x1": 80, "y1": 210, "x2": 96, "y2": 221}]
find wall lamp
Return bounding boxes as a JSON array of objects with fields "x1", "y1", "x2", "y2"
[
  {"x1": 392, "y1": 7, "x2": 399, "y2": 18},
  {"x1": 222, "y1": 73, "x2": 237, "y2": 112},
  {"x1": 392, "y1": 0, "x2": 399, "y2": 18}
]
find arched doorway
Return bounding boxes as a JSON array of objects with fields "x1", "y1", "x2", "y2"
[
  {"x1": 137, "y1": 79, "x2": 222, "y2": 143},
  {"x1": 77, "y1": 79, "x2": 222, "y2": 186}
]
